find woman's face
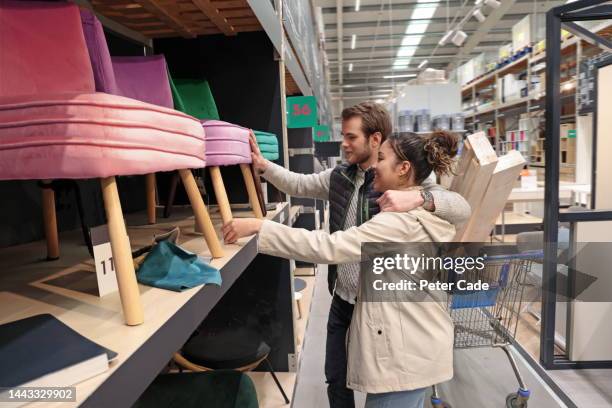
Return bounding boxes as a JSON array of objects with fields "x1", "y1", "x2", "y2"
[{"x1": 373, "y1": 140, "x2": 411, "y2": 192}]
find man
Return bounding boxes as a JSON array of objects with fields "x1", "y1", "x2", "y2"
[{"x1": 249, "y1": 102, "x2": 470, "y2": 408}]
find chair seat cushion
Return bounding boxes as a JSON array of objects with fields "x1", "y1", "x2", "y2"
[
  {"x1": 202, "y1": 120, "x2": 251, "y2": 167},
  {"x1": 0, "y1": 92, "x2": 205, "y2": 180},
  {"x1": 182, "y1": 327, "x2": 270, "y2": 370},
  {"x1": 133, "y1": 371, "x2": 258, "y2": 408}
]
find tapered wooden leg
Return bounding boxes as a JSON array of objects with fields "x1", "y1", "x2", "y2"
[
  {"x1": 145, "y1": 173, "x2": 156, "y2": 224},
  {"x1": 209, "y1": 166, "x2": 233, "y2": 225},
  {"x1": 100, "y1": 176, "x2": 144, "y2": 326},
  {"x1": 41, "y1": 181, "x2": 59, "y2": 260},
  {"x1": 179, "y1": 169, "x2": 224, "y2": 258},
  {"x1": 164, "y1": 171, "x2": 180, "y2": 218},
  {"x1": 240, "y1": 164, "x2": 264, "y2": 219}
]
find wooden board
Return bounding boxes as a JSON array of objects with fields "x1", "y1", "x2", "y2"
[
  {"x1": 457, "y1": 150, "x2": 526, "y2": 242},
  {"x1": 89, "y1": 0, "x2": 262, "y2": 39},
  {"x1": 449, "y1": 132, "x2": 498, "y2": 240}
]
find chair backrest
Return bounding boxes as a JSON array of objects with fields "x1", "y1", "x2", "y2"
[
  {"x1": 79, "y1": 8, "x2": 120, "y2": 95},
  {"x1": 112, "y1": 55, "x2": 174, "y2": 109},
  {"x1": 0, "y1": 0, "x2": 95, "y2": 97},
  {"x1": 171, "y1": 78, "x2": 220, "y2": 120}
]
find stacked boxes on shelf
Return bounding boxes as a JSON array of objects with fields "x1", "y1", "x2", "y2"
[{"x1": 512, "y1": 14, "x2": 546, "y2": 54}]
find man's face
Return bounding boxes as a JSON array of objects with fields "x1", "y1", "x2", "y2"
[{"x1": 341, "y1": 116, "x2": 377, "y2": 165}]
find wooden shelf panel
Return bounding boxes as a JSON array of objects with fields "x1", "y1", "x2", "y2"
[
  {"x1": 91, "y1": 0, "x2": 262, "y2": 39},
  {"x1": 0, "y1": 203, "x2": 289, "y2": 407}
]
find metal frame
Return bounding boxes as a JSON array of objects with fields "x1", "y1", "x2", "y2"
[{"x1": 542, "y1": 0, "x2": 612, "y2": 370}]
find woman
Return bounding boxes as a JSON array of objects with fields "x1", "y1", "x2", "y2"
[{"x1": 223, "y1": 130, "x2": 458, "y2": 408}]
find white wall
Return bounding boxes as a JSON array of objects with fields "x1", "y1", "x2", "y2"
[{"x1": 395, "y1": 83, "x2": 461, "y2": 116}]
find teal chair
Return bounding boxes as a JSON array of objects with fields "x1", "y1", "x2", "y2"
[{"x1": 133, "y1": 371, "x2": 258, "y2": 408}]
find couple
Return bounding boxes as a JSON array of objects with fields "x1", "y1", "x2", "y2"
[{"x1": 223, "y1": 102, "x2": 470, "y2": 408}]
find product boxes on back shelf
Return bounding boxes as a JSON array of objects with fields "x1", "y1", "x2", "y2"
[{"x1": 512, "y1": 14, "x2": 546, "y2": 52}]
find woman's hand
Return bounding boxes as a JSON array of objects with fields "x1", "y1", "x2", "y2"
[
  {"x1": 249, "y1": 130, "x2": 269, "y2": 174},
  {"x1": 376, "y1": 190, "x2": 425, "y2": 212},
  {"x1": 222, "y1": 218, "x2": 264, "y2": 244}
]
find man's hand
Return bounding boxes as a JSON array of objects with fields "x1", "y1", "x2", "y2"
[
  {"x1": 377, "y1": 190, "x2": 425, "y2": 212},
  {"x1": 249, "y1": 130, "x2": 269, "y2": 174},
  {"x1": 222, "y1": 218, "x2": 264, "y2": 244}
]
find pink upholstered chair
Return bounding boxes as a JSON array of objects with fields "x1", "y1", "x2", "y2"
[
  {"x1": 81, "y1": 8, "x2": 223, "y2": 260},
  {"x1": 0, "y1": 1, "x2": 218, "y2": 325},
  {"x1": 201, "y1": 120, "x2": 264, "y2": 224}
]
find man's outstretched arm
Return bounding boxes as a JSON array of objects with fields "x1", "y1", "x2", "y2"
[{"x1": 250, "y1": 131, "x2": 332, "y2": 200}]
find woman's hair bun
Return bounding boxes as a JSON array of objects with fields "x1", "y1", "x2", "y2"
[{"x1": 423, "y1": 130, "x2": 458, "y2": 175}]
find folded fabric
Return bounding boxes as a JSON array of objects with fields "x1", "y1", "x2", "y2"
[
  {"x1": 137, "y1": 241, "x2": 221, "y2": 292},
  {"x1": 253, "y1": 131, "x2": 279, "y2": 161}
]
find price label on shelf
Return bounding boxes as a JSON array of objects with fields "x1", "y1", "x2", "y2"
[
  {"x1": 287, "y1": 96, "x2": 317, "y2": 128},
  {"x1": 90, "y1": 225, "x2": 119, "y2": 297},
  {"x1": 314, "y1": 124, "x2": 331, "y2": 142}
]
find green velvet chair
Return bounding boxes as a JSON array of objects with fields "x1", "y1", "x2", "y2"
[{"x1": 133, "y1": 371, "x2": 258, "y2": 408}]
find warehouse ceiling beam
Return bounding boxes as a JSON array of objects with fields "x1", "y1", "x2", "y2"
[
  {"x1": 446, "y1": 0, "x2": 517, "y2": 71},
  {"x1": 133, "y1": 0, "x2": 196, "y2": 38},
  {"x1": 563, "y1": 21, "x2": 612, "y2": 50},
  {"x1": 191, "y1": 0, "x2": 237, "y2": 36}
]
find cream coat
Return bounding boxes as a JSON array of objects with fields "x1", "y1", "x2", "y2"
[{"x1": 257, "y1": 203, "x2": 456, "y2": 394}]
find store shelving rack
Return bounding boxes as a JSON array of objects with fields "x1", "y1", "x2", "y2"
[{"x1": 541, "y1": 0, "x2": 612, "y2": 371}]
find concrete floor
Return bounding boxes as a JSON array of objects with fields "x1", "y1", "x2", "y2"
[{"x1": 293, "y1": 265, "x2": 568, "y2": 408}]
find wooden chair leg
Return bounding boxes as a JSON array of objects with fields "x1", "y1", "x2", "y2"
[
  {"x1": 179, "y1": 169, "x2": 224, "y2": 258},
  {"x1": 209, "y1": 166, "x2": 233, "y2": 225},
  {"x1": 41, "y1": 181, "x2": 59, "y2": 260},
  {"x1": 100, "y1": 176, "x2": 144, "y2": 326},
  {"x1": 163, "y1": 171, "x2": 180, "y2": 219},
  {"x1": 240, "y1": 164, "x2": 264, "y2": 219},
  {"x1": 145, "y1": 173, "x2": 156, "y2": 224}
]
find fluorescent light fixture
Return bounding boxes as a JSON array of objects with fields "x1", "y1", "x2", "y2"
[
  {"x1": 348, "y1": 63, "x2": 353, "y2": 72},
  {"x1": 418, "y1": 59, "x2": 428, "y2": 69},
  {"x1": 355, "y1": 0, "x2": 360, "y2": 12},
  {"x1": 375, "y1": 99, "x2": 385, "y2": 103},
  {"x1": 484, "y1": 0, "x2": 501, "y2": 8},
  {"x1": 397, "y1": 46, "x2": 417, "y2": 57},
  {"x1": 452, "y1": 30, "x2": 468, "y2": 46},
  {"x1": 401, "y1": 35, "x2": 422, "y2": 46},
  {"x1": 439, "y1": 30, "x2": 454, "y2": 46},
  {"x1": 383, "y1": 74, "x2": 417, "y2": 79},
  {"x1": 393, "y1": 64, "x2": 409, "y2": 70},
  {"x1": 405, "y1": 22, "x2": 429, "y2": 34},
  {"x1": 472, "y1": 8, "x2": 486, "y2": 22},
  {"x1": 351, "y1": 34, "x2": 357, "y2": 49},
  {"x1": 412, "y1": 5, "x2": 437, "y2": 20}
]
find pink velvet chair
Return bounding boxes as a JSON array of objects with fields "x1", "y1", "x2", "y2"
[
  {"x1": 81, "y1": 8, "x2": 223, "y2": 259},
  {"x1": 201, "y1": 120, "x2": 264, "y2": 224},
  {"x1": 0, "y1": 1, "x2": 218, "y2": 325}
]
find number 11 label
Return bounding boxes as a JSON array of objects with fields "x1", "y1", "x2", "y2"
[{"x1": 91, "y1": 225, "x2": 119, "y2": 297}]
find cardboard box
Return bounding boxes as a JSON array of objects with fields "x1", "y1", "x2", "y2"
[
  {"x1": 512, "y1": 14, "x2": 546, "y2": 51},
  {"x1": 499, "y1": 43, "x2": 513, "y2": 61}
]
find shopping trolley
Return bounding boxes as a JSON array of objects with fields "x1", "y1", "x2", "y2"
[{"x1": 430, "y1": 250, "x2": 543, "y2": 408}]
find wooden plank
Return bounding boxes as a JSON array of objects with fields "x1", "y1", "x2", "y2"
[
  {"x1": 191, "y1": 0, "x2": 237, "y2": 36},
  {"x1": 233, "y1": 24, "x2": 261, "y2": 32},
  {"x1": 133, "y1": 0, "x2": 197, "y2": 38},
  {"x1": 458, "y1": 150, "x2": 526, "y2": 242},
  {"x1": 220, "y1": 7, "x2": 254, "y2": 18},
  {"x1": 212, "y1": 0, "x2": 248, "y2": 9},
  {"x1": 450, "y1": 131, "x2": 498, "y2": 211},
  {"x1": 227, "y1": 16, "x2": 258, "y2": 26}
]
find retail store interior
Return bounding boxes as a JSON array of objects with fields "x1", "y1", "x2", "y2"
[{"x1": 0, "y1": 0, "x2": 611, "y2": 407}]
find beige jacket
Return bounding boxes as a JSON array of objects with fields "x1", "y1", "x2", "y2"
[{"x1": 257, "y1": 202, "x2": 456, "y2": 393}]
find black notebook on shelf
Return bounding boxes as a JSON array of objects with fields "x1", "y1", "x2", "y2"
[{"x1": 0, "y1": 314, "x2": 117, "y2": 389}]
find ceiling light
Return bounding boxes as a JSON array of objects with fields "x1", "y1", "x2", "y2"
[
  {"x1": 452, "y1": 30, "x2": 468, "y2": 46},
  {"x1": 351, "y1": 34, "x2": 357, "y2": 49},
  {"x1": 355, "y1": 0, "x2": 360, "y2": 12},
  {"x1": 375, "y1": 99, "x2": 385, "y2": 103},
  {"x1": 484, "y1": 0, "x2": 501, "y2": 9},
  {"x1": 439, "y1": 30, "x2": 454, "y2": 46},
  {"x1": 401, "y1": 35, "x2": 422, "y2": 46},
  {"x1": 348, "y1": 63, "x2": 353, "y2": 72},
  {"x1": 397, "y1": 46, "x2": 417, "y2": 57},
  {"x1": 383, "y1": 74, "x2": 417, "y2": 79},
  {"x1": 472, "y1": 8, "x2": 486, "y2": 22},
  {"x1": 405, "y1": 22, "x2": 429, "y2": 34},
  {"x1": 418, "y1": 59, "x2": 428, "y2": 69}
]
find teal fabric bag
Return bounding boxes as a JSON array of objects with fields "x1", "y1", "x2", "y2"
[{"x1": 137, "y1": 241, "x2": 222, "y2": 292}]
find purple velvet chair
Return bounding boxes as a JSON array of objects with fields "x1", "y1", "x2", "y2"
[
  {"x1": 0, "y1": 1, "x2": 211, "y2": 325},
  {"x1": 80, "y1": 8, "x2": 223, "y2": 259}
]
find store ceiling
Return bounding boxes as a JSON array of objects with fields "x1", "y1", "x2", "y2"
[{"x1": 315, "y1": 0, "x2": 566, "y2": 105}]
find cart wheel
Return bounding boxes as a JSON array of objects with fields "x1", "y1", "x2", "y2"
[
  {"x1": 506, "y1": 393, "x2": 528, "y2": 408},
  {"x1": 430, "y1": 397, "x2": 452, "y2": 408}
]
